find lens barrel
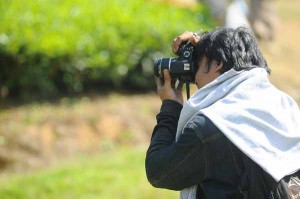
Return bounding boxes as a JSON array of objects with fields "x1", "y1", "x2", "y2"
[{"x1": 153, "y1": 57, "x2": 194, "y2": 82}]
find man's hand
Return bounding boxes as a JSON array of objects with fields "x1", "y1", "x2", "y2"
[
  {"x1": 156, "y1": 31, "x2": 200, "y2": 104},
  {"x1": 156, "y1": 69, "x2": 184, "y2": 105},
  {"x1": 172, "y1": 31, "x2": 201, "y2": 54}
]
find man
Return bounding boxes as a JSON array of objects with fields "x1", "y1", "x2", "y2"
[{"x1": 145, "y1": 27, "x2": 300, "y2": 198}]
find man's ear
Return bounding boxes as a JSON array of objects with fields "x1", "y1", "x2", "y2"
[
  {"x1": 215, "y1": 62, "x2": 223, "y2": 72},
  {"x1": 211, "y1": 60, "x2": 223, "y2": 72}
]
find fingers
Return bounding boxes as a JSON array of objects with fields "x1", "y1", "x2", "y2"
[
  {"x1": 155, "y1": 70, "x2": 184, "y2": 105},
  {"x1": 172, "y1": 31, "x2": 201, "y2": 54},
  {"x1": 156, "y1": 69, "x2": 171, "y2": 91},
  {"x1": 172, "y1": 31, "x2": 193, "y2": 54},
  {"x1": 163, "y1": 69, "x2": 171, "y2": 88},
  {"x1": 158, "y1": 69, "x2": 183, "y2": 91},
  {"x1": 190, "y1": 33, "x2": 200, "y2": 45}
]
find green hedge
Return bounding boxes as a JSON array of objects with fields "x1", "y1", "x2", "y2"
[{"x1": 0, "y1": 0, "x2": 213, "y2": 98}]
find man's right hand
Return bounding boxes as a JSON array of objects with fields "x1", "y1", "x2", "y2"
[{"x1": 172, "y1": 31, "x2": 201, "y2": 54}]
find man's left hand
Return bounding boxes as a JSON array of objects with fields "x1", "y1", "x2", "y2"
[{"x1": 156, "y1": 69, "x2": 184, "y2": 105}]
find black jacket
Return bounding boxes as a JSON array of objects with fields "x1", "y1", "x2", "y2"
[
  {"x1": 145, "y1": 100, "x2": 247, "y2": 199},
  {"x1": 145, "y1": 100, "x2": 300, "y2": 199}
]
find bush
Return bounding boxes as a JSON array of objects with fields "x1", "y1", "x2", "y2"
[{"x1": 0, "y1": 0, "x2": 213, "y2": 98}]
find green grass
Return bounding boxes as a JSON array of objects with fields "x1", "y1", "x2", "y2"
[{"x1": 0, "y1": 147, "x2": 178, "y2": 199}]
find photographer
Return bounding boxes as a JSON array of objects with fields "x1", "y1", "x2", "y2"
[{"x1": 145, "y1": 27, "x2": 300, "y2": 198}]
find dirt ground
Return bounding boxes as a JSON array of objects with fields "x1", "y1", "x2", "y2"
[{"x1": 0, "y1": 0, "x2": 299, "y2": 173}]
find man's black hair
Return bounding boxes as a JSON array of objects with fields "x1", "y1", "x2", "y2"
[{"x1": 194, "y1": 27, "x2": 271, "y2": 74}]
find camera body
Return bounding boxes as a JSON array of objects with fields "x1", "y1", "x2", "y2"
[{"x1": 154, "y1": 41, "x2": 195, "y2": 83}]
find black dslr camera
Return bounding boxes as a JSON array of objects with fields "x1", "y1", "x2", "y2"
[
  {"x1": 153, "y1": 41, "x2": 195, "y2": 83},
  {"x1": 153, "y1": 31, "x2": 202, "y2": 99}
]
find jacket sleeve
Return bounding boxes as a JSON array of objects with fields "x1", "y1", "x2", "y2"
[{"x1": 145, "y1": 100, "x2": 207, "y2": 190}]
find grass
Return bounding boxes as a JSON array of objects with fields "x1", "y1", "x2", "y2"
[{"x1": 0, "y1": 147, "x2": 178, "y2": 199}]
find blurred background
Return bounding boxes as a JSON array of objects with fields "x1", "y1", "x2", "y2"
[{"x1": 0, "y1": 0, "x2": 299, "y2": 198}]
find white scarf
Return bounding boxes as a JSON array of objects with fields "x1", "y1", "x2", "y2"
[{"x1": 176, "y1": 68, "x2": 300, "y2": 199}]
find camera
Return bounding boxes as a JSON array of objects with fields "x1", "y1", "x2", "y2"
[{"x1": 153, "y1": 41, "x2": 195, "y2": 83}]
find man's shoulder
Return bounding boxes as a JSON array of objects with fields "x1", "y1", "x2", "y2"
[
  {"x1": 185, "y1": 113, "x2": 224, "y2": 141},
  {"x1": 186, "y1": 113, "x2": 217, "y2": 130}
]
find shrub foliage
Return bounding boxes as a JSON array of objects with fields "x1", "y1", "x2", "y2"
[{"x1": 0, "y1": 0, "x2": 213, "y2": 98}]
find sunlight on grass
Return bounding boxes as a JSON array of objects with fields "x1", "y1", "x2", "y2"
[{"x1": 0, "y1": 147, "x2": 178, "y2": 199}]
